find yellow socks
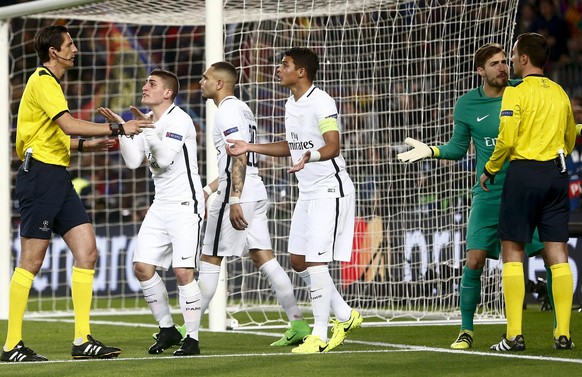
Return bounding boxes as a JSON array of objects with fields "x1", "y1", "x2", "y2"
[
  {"x1": 72, "y1": 266, "x2": 95, "y2": 343},
  {"x1": 550, "y1": 263, "x2": 573, "y2": 339},
  {"x1": 4, "y1": 268, "x2": 34, "y2": 351},
  {"x1": 502, "y1": 262, "x2": 524, "y2": 339}
]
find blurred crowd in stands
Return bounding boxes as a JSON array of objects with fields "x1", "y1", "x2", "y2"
[{"x1": 6, "y1": 0, "x2": 582, "y2": 232}]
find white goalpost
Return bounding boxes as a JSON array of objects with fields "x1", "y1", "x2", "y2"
[{"x1": 0, "y1": 0, "x2": 520, "y2": 327}]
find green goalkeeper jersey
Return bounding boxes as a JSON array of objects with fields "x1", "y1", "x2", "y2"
[{"x1": 433, "y1": 81, "x2": 518, "y2": 201}]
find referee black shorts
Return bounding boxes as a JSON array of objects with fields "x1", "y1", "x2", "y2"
[
  {"x1": 498, "y1": 159, "x2": 570, "y2": 243},
  {"x1": 15, "y1": 158, "x2": 91, "y2": 239}
]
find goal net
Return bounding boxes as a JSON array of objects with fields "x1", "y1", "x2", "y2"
[{"x1": 3, "y1": 0, "x2": 519, "y2": 326}]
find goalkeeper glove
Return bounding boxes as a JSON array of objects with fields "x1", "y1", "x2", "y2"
[{"x1": 397, "y1": 138, "x2": 434, "y2": 162}]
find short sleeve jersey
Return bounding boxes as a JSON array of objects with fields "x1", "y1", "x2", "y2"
[
  {"x1": 142, "y1": 105, "x2": 204, "y2": 212},
  {"x1": 285, "y1": 85, "x2": 355, "y2": 200},
  {"x1": 213, "y1": 96, "x2": 267, "y2": 202},
  {"x1": 486, "y1": 75, "x2": 577, "y2": 174},
  {"x1": 16, "y1": 67, "x2": 70, "y2": 166}
]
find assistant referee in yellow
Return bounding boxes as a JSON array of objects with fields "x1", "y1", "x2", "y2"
[{"x1": 480, "y1": 32, "x2": 576, "y2": 352}]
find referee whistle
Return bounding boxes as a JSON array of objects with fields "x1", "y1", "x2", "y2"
[{"x1": 23, "y1": 148, "x2": 33, "y2": 172}]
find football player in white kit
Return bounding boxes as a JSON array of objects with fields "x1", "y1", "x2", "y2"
[
  {"x1": 98, "y1": 69, "x2": 203, "y2": 356},
  {"x1": 227, "y1": 48, "x2": 363, "y2": 353},
  {"x1": 198, "y1": 61, "x2": 311, "y2": 346}
]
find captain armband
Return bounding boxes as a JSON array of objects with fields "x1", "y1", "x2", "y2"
[{"x1": 318, "y1": 116, "x2": 339, "y2": 134}]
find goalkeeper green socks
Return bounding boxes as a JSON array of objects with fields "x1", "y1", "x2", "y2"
[
  {"x1": 459, "y1": 266, "x2": 482, "y2": 331},
  {"x1": 545, "y1": 265, "x2": 556, "y2": 330}
]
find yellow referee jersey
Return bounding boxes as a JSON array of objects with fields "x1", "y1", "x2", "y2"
[
  {"x1": 16, "y1": 67, "x2": 71, "y2": 166},
  {"x1": 485, "y1": 74, "x2": 576, "y2": 175}
]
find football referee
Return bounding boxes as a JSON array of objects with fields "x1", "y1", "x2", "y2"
[
  {"x1": 480, "y1": 32, "x2": 577, "y2": 351},
  {"x1": 1, "y1": 25, "x2": 151, "y2": 363}
]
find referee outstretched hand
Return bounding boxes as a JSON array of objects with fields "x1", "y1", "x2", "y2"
[
  {"x1": 97, "y1": 107, "x2": 154, "y2": 136},
  {"x1": 82, "y1": 138, "x2": 116, "y2": 152}
]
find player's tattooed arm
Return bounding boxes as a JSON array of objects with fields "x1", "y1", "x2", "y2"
[
  {"x1": 230, "y1": 154, "x2": 247, "y2": 198},
  {"x1": 229, "y1": 154, "x2": 248, "y2": 230}
]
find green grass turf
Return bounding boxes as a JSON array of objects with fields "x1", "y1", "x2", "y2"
[{"x1": 0, "y1": 306, "x2": 580, "y2": 376}]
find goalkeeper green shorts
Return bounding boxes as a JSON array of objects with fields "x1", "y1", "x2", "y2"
[{"x1": 466, "y1": 198, "x2": 543, "y2": 259}]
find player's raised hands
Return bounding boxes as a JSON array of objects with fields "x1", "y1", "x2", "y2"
[
  {"x1": 130, "y1": 105, "x2": 153, "y2": 121},
  {"x1": 97, "y1": 107, "x2": 124, "y2": 124},
  {"x1": 97, "y1": 106, "x2": 154, "y2": 136}
]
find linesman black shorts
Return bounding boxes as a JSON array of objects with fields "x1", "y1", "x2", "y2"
[
  {"x1": 15, "y1": 158, "x2": 90, "y2": 239},
  {"x1": 498, "y1": 159, "x2": 570, "y2": 243}
]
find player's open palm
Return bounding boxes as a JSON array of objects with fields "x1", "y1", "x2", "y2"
[
  {"x1": 288, "y1": 151, "x2": 310, "y2": 173},
  {"x1": 97, "y1": 107, "x2": 154, "y2": 136},
  {"x1": 130, "y1": 105, "x2": 153, "y2": 121},
  {"x1": 97, "y1": 107, "x2": 124, "y2": 124}
]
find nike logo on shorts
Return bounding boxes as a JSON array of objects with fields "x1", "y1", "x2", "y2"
[{"x1": 477, "y1": 115, "x2": 490, "y2": 122}]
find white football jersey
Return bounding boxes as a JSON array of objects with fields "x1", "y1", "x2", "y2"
[
  {"x1": 213, "y1": 96, "x2": 267, "y2": 202},
  {"x1": 119, "y1": 104, "x2": 204, "y2": 213},
  {"x1": 285, "y1": 85, "x2": 354, "y2": 200}
]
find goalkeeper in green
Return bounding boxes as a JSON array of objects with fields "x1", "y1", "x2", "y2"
[{"x1": 398, "y1": 43, "x2": 548, "y2": 349}]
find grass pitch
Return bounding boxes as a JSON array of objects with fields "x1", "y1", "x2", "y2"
[{"x1": 0, "y1": 306, "x2": 580, "y2": 376}]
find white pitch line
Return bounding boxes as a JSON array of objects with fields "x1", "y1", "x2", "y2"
[{"x1": 16, "y1": 318, "x2": 582, "y2": 366}]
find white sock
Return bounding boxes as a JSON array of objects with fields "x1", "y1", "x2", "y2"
[
  {"x1": 297, "y1": 269, "x2": 311, "y2": 288},
  {"x1": 198, "y1": 261, "x2": 221, "y2": 315},
  {"x1": 140, "y1": 273, "x2": 173, "y2": 328},
  {"x1": 307, "y1": 265, "x2": 333, "y2": 341},
  {"x1": 259, "y1": 258, "x2": 303, "y2": 321},
  {"x1": 330, "y1": 284, "x2": 351, "y2": 322},
  {"x1": 178, "y1": 280, "x2": 202, "y2": 340}
]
